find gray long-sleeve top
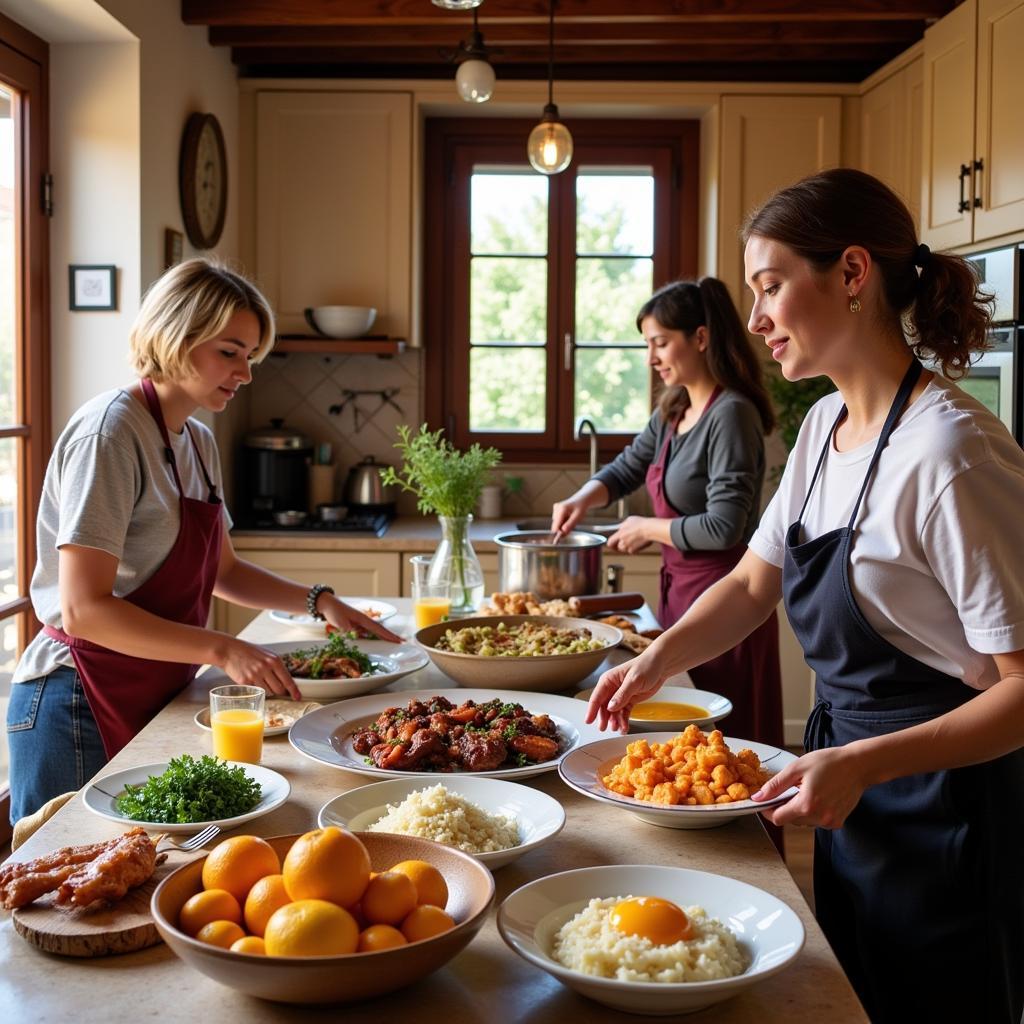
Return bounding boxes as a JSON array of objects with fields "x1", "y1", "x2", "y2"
[{"x1": 594, "y1": 389, "x2": 766, "y2": 552}]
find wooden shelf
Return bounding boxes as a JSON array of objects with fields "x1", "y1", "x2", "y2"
[{"x1": 272, "y1": 335, "x2": 406, "y2": 356}]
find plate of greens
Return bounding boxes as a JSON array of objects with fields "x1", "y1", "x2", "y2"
[{"x1": 81, "y1": 754, "x2": 290, "y2": 833}]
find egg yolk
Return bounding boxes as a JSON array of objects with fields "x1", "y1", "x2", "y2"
[{"x1": 609, "y1": 897, "x2": 694, "y2": 945}]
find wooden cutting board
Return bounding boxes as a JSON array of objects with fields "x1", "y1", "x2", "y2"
[{"x1": 11, "y1": 850, "x2": 190, "y2": 958}]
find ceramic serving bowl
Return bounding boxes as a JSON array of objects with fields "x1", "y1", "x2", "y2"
[
  {"x1": 573, "y1": 685, "x2": 733, "y2": 733},
  {"x1": 304, "y1": 305, "x2": 377, "y2": 338},
  {"x1": 497, "y1": 864, "x2": 805, "y2": 1016},
  {"x1": 414, "y1": 615, "x2": 622, "y2": 693},
  {"x1": 317, "y1": 775, "x2": 566, "y2": 871},
  {"x1": 151, "y1": 832, "x2": 494, "y2": 1005}
]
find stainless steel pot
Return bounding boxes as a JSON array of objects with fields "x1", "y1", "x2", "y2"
[
  {"x1": 343, "y1": 455, "x2": 399, "y2": 510},
  {"x1": 494, "y1": 530, "x2": 605, "y2": 600}
]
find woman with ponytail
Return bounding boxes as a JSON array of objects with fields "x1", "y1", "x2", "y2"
[
  {"x1": 586, "y1": 168, "x2": 1024, "y2": 1024},
  {"x1": 551, "y1": 277, "x2": 783, "y2": 749}
]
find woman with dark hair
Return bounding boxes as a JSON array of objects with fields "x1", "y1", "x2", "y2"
[
  {"x1": 551, "y1": 277, "x2": 783, "y2": 748},
  {"x1": 585, "y1": 168, "x2": 1024, "y2": 1024}
]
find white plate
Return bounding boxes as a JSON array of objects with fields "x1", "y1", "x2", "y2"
[
  {"x1": 317, "y1": 776, "x2": 566, "y2": 871},
  {"x1": 574, "y1": 686, "x2": 733, "y2": 732},
  {"x1": 497, "y1": 864, "x2": 805, "y2": 1016},
  {"x1": 82, "y1": 760, "x2": 290, "y2": 833},
  {"x1": 558, "y1": 732, "x2": 797, "y2": 829},
  {"x1": 200, "y1": 640, "x2": 429, "y2": 701},
  {"x1": 269, "y1": 599, "x2": 398, "y2": 629},
  {"x1": 194, "y1": 699, "x2": 322, "y2": 737},
  {"x1": 290, "y1": 688, "x2": 608, "y2": 781}
]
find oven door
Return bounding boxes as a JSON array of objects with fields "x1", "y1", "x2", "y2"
[{"x1": 955, "y1": 326, "x2": 1018, "y2": 442}]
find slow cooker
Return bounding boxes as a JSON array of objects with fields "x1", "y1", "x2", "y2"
[{"x1": 238, "y1": 419, "x2": 312, "y2": 527}]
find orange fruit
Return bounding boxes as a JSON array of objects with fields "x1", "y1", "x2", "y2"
[
  {"x1": 263, "y1": 899, "x2": 359, "y2": 957},
  {"x1": 361, "y1": 871, "x2": 418, "y2": 926},
  {"x1": 389, "y1": 859, "x2": 449, "y2": 909},
  {"x1": 201, "y1": 836, "x2": 281, "y2": 904},
  {"x1": 357, "y1": 924, "x2": 407, "y2": 952},
  {"x1": 195, "y1": 919, "x2": 247, "y2": 949},
  {"x1": 281, "y1": 827, "x2": 371, "y2": 907},
  {"x1": 243, "y1": 874, "x2": 292, "y2": 938},
  {"x1": 178, "y1": 888, "x2": 243, "y2": 936},
  {"x1": 400, "y1": 905, "x2": 455, "y2": 944},
  {"x1": 230, "y1": 935, "x2": 266, "y2": 955}
]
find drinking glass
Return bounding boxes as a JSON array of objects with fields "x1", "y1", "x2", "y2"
[
  {"x1": 210, "y1": 684, "x2": 265, "y2": 764},
  {"x1": 411, "y1": 554, "x2": 452, "y2": 629}
]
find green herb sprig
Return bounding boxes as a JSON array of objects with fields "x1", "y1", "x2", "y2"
[
  {"x1": 285, "y1": 630, "x2": 379, "y2": 679},
  {"x1": 379, "y1": 424, "x2": 502, "y2": 518},
  {"x1": 113, "y1": 754, "x2": 262, "y2": 824}
]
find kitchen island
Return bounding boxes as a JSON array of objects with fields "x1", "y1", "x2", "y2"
[{"x1": 0, "y1": 603, "x2": 866, "y2": 1022}]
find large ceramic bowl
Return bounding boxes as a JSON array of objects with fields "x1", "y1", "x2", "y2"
[
  {"x1": 497, "y1": 864, "x2": 805, "y2": 1016},
  {"x1": 317, "y1": 776, "x2": 566, "y2": 871},
  {"x1": 304, "y1": 305, "x2": 377, "y2": 338},
  {"x1": 151, "y1": 832, "x2": 494, "y2": 1004},
  {"x1": 574, "y1": 685, "x2": 733, "y2": 733},
  {"x1": 415, "y1": 615, "x2": 622, "y2": 693}
]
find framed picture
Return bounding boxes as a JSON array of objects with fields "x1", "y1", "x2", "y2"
[
  {"x1": 69, "y1": 264, "x2": 117, "y2": 311},
  {"x1": 164, "y1": 228, "x2": 183, "y2": 271}
]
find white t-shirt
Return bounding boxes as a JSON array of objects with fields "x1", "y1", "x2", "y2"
[
  {"x1": 749, "y1": 377, "x2": 1024, "y2": 690},
  {"x1": 13, "y1": 387, "x2": 232, "y2": 684}
]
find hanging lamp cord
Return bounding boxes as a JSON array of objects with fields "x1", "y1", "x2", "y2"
[{"x1": 547, "y1": 0, "x2": 555, "y2": 107}]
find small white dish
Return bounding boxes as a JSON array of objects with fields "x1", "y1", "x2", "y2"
[
  {"x1": 497, "y1": 864, "x2": 805, "y2": 1016},
  {"x1": 194, "y1": 699, "x2": 321, "y2": 737},
  {"x1": 82, "y1": 761, "x2": 290, "y2": 833},
  {"x1": 574, "y1": 685, "x2": 732, "y2": 732},
  {"x1": 317, "y1": 776, "x2": 566, "y2": 871},
  {"x1": 269, "y1": 598, "x2": 398, "y2": 630},
  {"x1": 558, "y1": 733, "x2": 797, "y2": 829}
]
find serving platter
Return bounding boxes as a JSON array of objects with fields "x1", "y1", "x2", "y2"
[
  {"x1": 558, "y1": 733, "x2": 797, "y2": 829},
  {"x1": 289, "y1": 688, "x2": 607, "y2": 781},
  {"x1": 269, "y1": 598, "x2": 398, "y2": 629}
]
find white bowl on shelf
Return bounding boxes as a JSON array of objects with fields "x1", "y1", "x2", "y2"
[{"x1": 304, "y1": 305, "x2": 377, "y2": 338}]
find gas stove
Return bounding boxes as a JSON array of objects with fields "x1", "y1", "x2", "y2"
[{"x1": 241, "y1": 510, "x2": 392, "y2": 537}]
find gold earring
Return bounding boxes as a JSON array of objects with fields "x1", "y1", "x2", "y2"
[{"x1": 849, "y1": 295, "x2": 862, "y2": 313}]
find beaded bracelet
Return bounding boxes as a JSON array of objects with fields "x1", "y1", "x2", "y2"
[{"x1": 306, "y1": 583, "x2": 335, "y2": 620}]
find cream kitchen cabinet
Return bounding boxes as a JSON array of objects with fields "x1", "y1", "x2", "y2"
[
  {"x1": 922, "y1": 0, "x2": 1024, "y2": 248},
  {"x1": 254, "y1": 90, "x2": 412, "y2": 338},
  {"x1": 213, "y1": 549, "x2": 401, "y2": 636}
]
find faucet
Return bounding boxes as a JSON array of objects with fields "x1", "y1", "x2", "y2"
[{"x1": 576, "y1": 417, "x2": 628, "y2": 521}]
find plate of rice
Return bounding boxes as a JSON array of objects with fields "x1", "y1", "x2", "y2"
[
  {"x1": 497, "y1": 864, "x2": 805, "y2": 1015},
  {"x1": 317, "y1": 776, "x2": 566, "y2": 870}
]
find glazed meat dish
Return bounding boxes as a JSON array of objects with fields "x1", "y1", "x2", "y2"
[{"x1": 350, "y1": 695, "x2": 562, "y2": 773}]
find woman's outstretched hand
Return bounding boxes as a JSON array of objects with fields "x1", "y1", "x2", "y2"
[
  {"x1": 325, "y1": 599, "x2": 402, "y2": 643},
  {"x1": 221, "y1": 638, "x2": 302, "y2": 699},
  {"x1": 585, "y1": 649, "x2": 668, "y2": 732}
]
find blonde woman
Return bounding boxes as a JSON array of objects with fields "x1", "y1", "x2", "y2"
[{"x1": 7, "y1": 258, "x2": 398, "y2": 822}]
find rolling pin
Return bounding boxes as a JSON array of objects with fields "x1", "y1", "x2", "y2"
[{"x1": 569, "y1": 592, "x2": 645, "y2": 615}]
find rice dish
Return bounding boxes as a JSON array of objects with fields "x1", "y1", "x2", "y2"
[
  {"x1": 366, "y1": 783, "x2": 520, "y2": 854},
  {"x1": 553, "y1": 897, "x2": 747, "y2": 983}
]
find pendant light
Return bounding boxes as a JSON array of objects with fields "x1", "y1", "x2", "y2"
[
  {"x1": 432, "y1": 0, "x2": 482, "y2": 9},
  {"x1": 455, "y1": 7, "x2": 495, "y2": 103},
  {"x1": 527, "y1": 0, "x2": 572, "y2": 176}
]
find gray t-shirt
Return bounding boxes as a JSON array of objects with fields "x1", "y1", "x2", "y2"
[
  {"x1": 13, "y1": 387, "x2": 231, "y2": 684},
  {"x1": 595, "y1": 389, "x2": 765, "y2": 551}
]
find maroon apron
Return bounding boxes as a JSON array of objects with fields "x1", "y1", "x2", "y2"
[
  {"x1": 43, "y1": 379, "x2": 224, "y2": 759},
  {"x1": 645, "y1": 388, "x2": 783, "y2": 748}
]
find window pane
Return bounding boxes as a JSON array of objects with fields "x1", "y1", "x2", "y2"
[
  {"x1": 470, "y1": 347, "x2": 546, "y2": 432},
  {"x1": 576, "y1": 171, "x2": 654, "y2": 256},
  {"x1": 575, "y1": 256, "x2": 653, "y2": 345},
  {"x1": 0, "y1": 613, "x2": 25, "y2": 794},
  {"x1": 0, "y1": 436, "x2": 17, "y2": 600},
  {"x1": 470, "y1": 256, "x2": 547, "y2": 345},
  {"x1": 0, "y1": 87, "x2": 16, "y2": 425},
  {"x1": 575, "y1": 347, "x2": 650, "y2": 433},
  {"x1": 471, "y1": 171, "x2": 548, "y2": 255}
]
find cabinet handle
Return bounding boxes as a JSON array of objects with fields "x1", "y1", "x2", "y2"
[
  {"x1": 972, "y1": 158, "x2": 984, "y2": 209},
  {"x1": 563, "y1": 332, "x2": 573, "y2": 371},
  {"x1": 958, "y1": 162, "x2": 971, "y2": 214}
]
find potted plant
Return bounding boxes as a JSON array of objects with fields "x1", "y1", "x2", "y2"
[{"x1": 764, "y1": 369, "x2": 835, "y2": 484}]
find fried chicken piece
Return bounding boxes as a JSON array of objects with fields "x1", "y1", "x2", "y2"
[
  {"x1": 457, "y1": 732, "x2": 507, "y2": 771},
  {"x1": 1, "y1": 863, "x2": 84, "y2": 910},
  {"x1": 54, "y1": 829, "x2": 157, "y2": 908},
  {"x1": 0, "y1": 835, "x2": 117, "y2": 890},
  {"x1": 508, "y1": 734, "x2": 560, "y2": 763}
]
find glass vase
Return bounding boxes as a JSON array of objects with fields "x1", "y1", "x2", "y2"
[{"x1": 431, "y1": 514, "x2": 485, "y2": 615}]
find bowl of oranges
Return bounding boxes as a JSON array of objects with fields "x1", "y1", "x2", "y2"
[{"x1": 150, "y1": 827, "x2": 494, "y2": 1004}]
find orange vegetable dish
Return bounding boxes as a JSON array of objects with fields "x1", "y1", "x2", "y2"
[{"x1": 601, "y1": 726, "x2": 772, "y2": 807}]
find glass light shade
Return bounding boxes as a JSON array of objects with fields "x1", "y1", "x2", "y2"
[
  {"x1": 527, "y1": 117, "x2": 573, "y2": 175},
  {"x1": 431, "y1": 0, "x2": 482, "y2": 8},
  {"x1": 456, "y1": 59, "x2": 495, "y2": 103}
]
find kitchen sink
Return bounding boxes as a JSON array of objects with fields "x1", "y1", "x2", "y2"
[{"x1": 514, "y1": 517, "x2": 621, "y2": 534}]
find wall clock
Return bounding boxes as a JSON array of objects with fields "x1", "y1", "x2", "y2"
[{"x1": 179, "y1": 112, "x2": 227, "y2": 249}]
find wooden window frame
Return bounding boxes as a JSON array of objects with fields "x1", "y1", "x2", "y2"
[{"x1": 423, "y1": 117, "x2": 698, "y2": 464}]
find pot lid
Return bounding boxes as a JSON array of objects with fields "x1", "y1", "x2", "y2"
[{"x1": 244, "y1": 418, "x2": 312, "y2": 451}]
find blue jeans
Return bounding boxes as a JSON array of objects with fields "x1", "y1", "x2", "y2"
[{"x1": 7, "y1": 665, "x2": 107, "y2": 824}]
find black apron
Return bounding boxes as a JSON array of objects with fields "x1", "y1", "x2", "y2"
[{"x1": 782, "y1": 360, "x2": 1024, "y2": 1024}]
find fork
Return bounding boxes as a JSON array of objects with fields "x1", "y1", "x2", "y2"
[{"x1": 155, "y1": 824, "x2": 221, "y2": 852}]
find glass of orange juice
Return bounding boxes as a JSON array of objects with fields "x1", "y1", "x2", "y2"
[
  {"x1": 411, "y1": 554, "x2": 452, "y2": 630},
  {"x1": 210, "y1": 684, "x2": 265, "y2": 764}
]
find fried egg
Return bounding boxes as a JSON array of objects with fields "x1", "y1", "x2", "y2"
[{"x1": 609, "y1": 896, "x2": 694, "y2": 946}]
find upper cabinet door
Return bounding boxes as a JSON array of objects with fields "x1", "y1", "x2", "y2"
[
  {"x1": 921, "y1": 0, "x2": 977, "y2": 249},
  {"x1": 255, "y1": 91, "x2": 412, "y2": 338},
  {"x1": 974, "y1": 0, "x2": 1024, "y2": 241}
]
